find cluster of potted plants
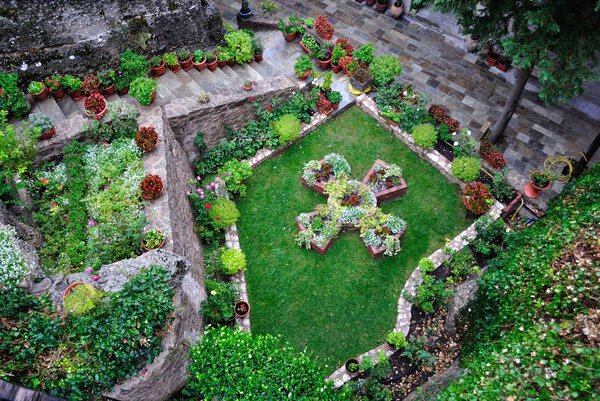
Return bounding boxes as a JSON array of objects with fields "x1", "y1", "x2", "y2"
[
  {"x1": 140, "y1": 174, "x2": 164, "y2": 200},
  {"x1": 301, "y1": 153, "x2": 352, "y2": 194},
  {"x1": 486, "y1": 52, "x2": 511, "y2": 72},
  {"x1": 134, "y1": 126, "x2": 158, "y2": 152}
]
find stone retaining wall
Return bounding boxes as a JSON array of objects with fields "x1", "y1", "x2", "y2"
[
  {"x1": 163, "y1": 76, "x2": 300, "y2": 162},
  {"x1": 34, "y1": 115, "x2": 87, "y2": 163}
]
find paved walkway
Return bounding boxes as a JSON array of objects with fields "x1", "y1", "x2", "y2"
[{"x1": 216, "y1": 0, "x2": 599, "y2": 206}]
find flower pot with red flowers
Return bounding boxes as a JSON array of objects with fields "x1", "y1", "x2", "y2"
[
  {"x1": 98, "y1": 69, "x2": 116, "y2": 96},
  {"x1": 243, "y1": 80, "x2": 254, "y2": 91},
  {"x1": 479, "y1": 141, "x2": 506, "y2": 169},
  {"x1": 316, "y1": 44, "x2": 333, "y2": 70},
  {"x1": 497, "y1": 56, "x2": 511, "y2": 72},
  {"x1": 524, "y1": 171, "x2": 552, "y2": 198},
  {"x1": 486, "y1": 52, "x2": 499, "y2": 66},
  {"x1": 135, "y1": 126, "x2": 159, "y2": 152},
  {"x1": 192, "y1": 49, "x2": 207, "y2": 71},
  {"x1": 462, "y1": 182, "x2": 494, "y2": 215},
  {"x1": 339, "y1": 55, "x2": 356, "y2": 76},
  {"x1": 28, "y1": 81, "x2": 48, "y2": 101},
  {"x1": 29, "y1": 113, "x2": 55, "y2": 140},
  {"x1": 234, "y1": 301, "x2": 250, "y2": 318},
  {"x1": 375, "y1": 0, "x2": 389, "y2": 13},
  {"x1": 206, "y1": 54, "x2": 218, "y2": 71},
  {"x1": 177, "y1": 48, "x2": 193, "y2": 71},
  {"x1": 84, "y1": 93, "x2": 107, "y2": 120},
  {"x1": 294, "y1": 55, "x2": 314, "y2": 80},
  {"x1": 45, "y1": 75, "x2": 65, "y2": 99},
  {"x1": 335, "y1": 38, "x2": 354, "y2": 56},
  {"x1": 163, "y1": 53, "x2": 180, "y2": 72},
  {"x1": 140, "y1": 174, "x2": 164, "y2": 200},
  {"x1": 150, "y1": 56, "x2": 166, "y2": 76},
  {"x1": 345, "y1": 358, "x2": 360, "y2": 373},
  {"x1": 390, "y1": 1, "x2": 405, "y2": 18},
  {"x1": 82, "y1": 75, "x2": 100, "y2": 96},
  {"x1": 252, "y1": 37, "x2": 264, "y2": 62},
  {"x1": 62, "y1": 75, "x2": 84, "y2": 101},
  {"x1": 142, "y1": 228, "x2": 165, "y2": 251},
  {"x1": 278, "y1": 15, "x2": 305, "y2": 42},
  {"x1": 317, "y1": 94, "x2": 334, "y2": 115},
  {"x1": 315, "y1": 15, "x2": 334, "y2": 40}
]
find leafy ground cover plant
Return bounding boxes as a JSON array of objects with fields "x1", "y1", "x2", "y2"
[
  {"x1": 370, "y1": 54, "x2": 402, "y2": 87},
  {"x1": 273, "y1": 113, "x2": 301, "y2": 143},
  {"x1": 451, "y1": 156, "x2": 482, "y2": 182},
  {"x1": 217, "y1": 159, "x2": 253, "y2": 196},
  {"x1": 129, "y1": 77, "x2": 157, "y2": 106},
  {"x1": 220, "y1": 248, "x2": 247, "y2": 275},
  {"x1": 0, "y1": 224, "x2": 32, "y2": 291},
  {"x1": 411, "y1": 123, "x2": 437, "y2": 148}
]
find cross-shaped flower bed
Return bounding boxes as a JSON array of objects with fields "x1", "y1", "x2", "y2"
[{"x1": 296, "y1": 154, "x2": 408, "y2": 258}]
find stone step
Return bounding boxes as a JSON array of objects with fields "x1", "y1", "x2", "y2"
[
  {"x1": 158, "y1": 69, "x2": 194, "y2": 98},
  {"x1": 220, "y1": 65, "x2": 244, "y2": 84},
  {"x1": 156, "y1": 80, "x2": 177, "y2": 105},
  {"x1": 35, "y1": 96, "x2": 66, "y2": 125},
  {"x1": 236, "y1": 63, "x2": 263, "y2": 83},
  {"x1": 249, "y1": 59, "x2": 280, "y2": 79},
  {"x1": 185, "y1": 68, "x2": 211, "y2": 93},
  {"x1": 175, "y1": 69, "x2": 203, "y2": 98},
  {"x1": 192, "y1": 68, "x2": 220, "y2": 93},
  {"x1": 55, "y1": 95, "x2": 85, "y2": 119}
]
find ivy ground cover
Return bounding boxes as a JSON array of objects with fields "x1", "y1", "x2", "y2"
[{"x1": 236, "y1": 107, "x2": 472, "y2": 368}]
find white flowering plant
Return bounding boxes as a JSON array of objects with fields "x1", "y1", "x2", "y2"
[{"x1": 0, "y1": 225, "x2": 31, "y2": 290}]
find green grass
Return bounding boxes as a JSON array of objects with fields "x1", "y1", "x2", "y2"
[{"x1": 236, "y1": 106, "x2": 472, "y2": 369}]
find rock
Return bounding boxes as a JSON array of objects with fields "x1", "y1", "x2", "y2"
[
  {"x1": 445, "y1": 268, "x2": 487, "y2": 336},
  {"x1": 404, "y1": 359, "x2": 463, "y2": 401},
  {"x1": 0, "y1": 0, "x2": 224, "y2": 80}
]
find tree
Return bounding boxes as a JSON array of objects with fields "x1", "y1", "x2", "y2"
[{"x1": 434, "y1": 0, "x2": 600, "y2": 143}]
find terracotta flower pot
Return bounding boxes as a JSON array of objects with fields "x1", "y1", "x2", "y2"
[
  {"x1": 142, "y1": 230, "x2": 165, "y2": 251},
  {"x1": 178, "y1": 56, "x2": 193, "y2": 71},
  {"x1": 284, "y1": 32, "x2": 296, "y2": 42},
  {"x1": 320, "y1": 32, "x2": 334, "y2": 40},
  {"x1": 117, "y1": 87, "x2": 129, "y2": 96},
  {"x1": 243, "y1": 82, "x2": 254, "y2": 91},
  {"x1": 366, "y1": 0, "x2": 376, "y2": 5},
  {"x1": 150, "y1": 91, "x2": 157, "y2": 105},
  {"x1": 300, "y1": 43, "x2": 313, "y2": 55},
  {"x1": 390, "y1": 3, "x2": 404, "y2": 18},
  {"x1": 331, "y1": 63, "x2": 342, "y2": 73},
  {"x1": 85, "y1": 98, "x2": 108, "y2": 120},
  {"x1": 62, "y1": 282, "x2": 87, "y2": 303},
  {"x1": 38, "y1": 127, "x2": 56, "y2": 140},
  {"x1": 32, "y1": 85, "x2": 49, "y2": 101},
  {"x1": 524, "y1": 172, "x2": 552, "y2": 199},
  {"x1": 254, "y1": 52, "x2": 264, "y2": 62},
  {"x1": 234, "y1": 301, "x2": 250, "y2": 318},
  {"x1": 226, "y1": 59, "x2": 235, "y2": 67},
  {"x1": 217, "y1": 60, "x2": 226, "y2": 68},
  {"x1": 151, "y1": 61, "x2": 167, "y2": 76},
  {"x1": 102, "y1": 83, "x2": 115, "y2": 96},
  {"x1": 331, "y1": 102, "x2": 339, "y2": 110},
  {"x1": 193, "y1": 58, "x2": 206, "y2": 71},
  {"x1": 70, "y1": 89, "x2": 84, "y2": 101},
  {"x1": 168, "y1": 63, "x2": 181, "y2": 73},
  {"x1": 318, "y1": 58, "x2": 331, "y2": 70},
  {"x1": 51, "y1": 87, "x2": 66, "y2": 100},
  {"x1": 486, "y1": 54, "x2": 499, "y2": 66},
  {"x1": 206, "y1": 59, "x2": 218, "y2": 71},
  {"x1": 375, "y1": 2, "x2": 388, "y2": 13},
  {"x1": 298, "y1": 70, "x2": 311, "y2": 80}
]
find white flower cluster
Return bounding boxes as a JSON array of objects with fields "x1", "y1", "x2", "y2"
[{"x1": 0, "y1": 224, "x2": 32, "y2": 291}]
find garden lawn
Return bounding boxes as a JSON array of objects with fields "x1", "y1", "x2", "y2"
[{"x1": 236, "y1": 106, "x2": 472, "y2": 369}]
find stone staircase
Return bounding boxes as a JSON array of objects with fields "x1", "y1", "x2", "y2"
[{"x1": 18, "y1": 30, "x2": 354, "y2": 129}]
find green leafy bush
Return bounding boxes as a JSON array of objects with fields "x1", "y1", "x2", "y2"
[
  {"x1": 119, "y1": 49, "x2": 150, "y2": 82},
  {"x1": 62, "y1": 283, "x2": 104, "y2": 316},
  {"x1": 451, "y1": 156, "x2": 482, "y2": 182},
  {"x1": 446, "y1": 248, "x2": 479, "y2": 281},
  {"x1": 405, "y1": 274, "x2": 454, "y2": 313},
  {"x1": 129, "y1": 77, "x2": 157, "y2": 106},
  {"x1": 418, "y1": 257, "x2": 435, "y2": 274},
  {"x1": 411, "y1": 123, "x2": 437, "y2": 148},
  {"x1": 386, "y1": 331, "x2": 408, "y2": 349},
  {"x1": 354, "y1": 43, "x2": 375, "y2": 64},
  {"x1": 224, "y1": 30, "x2": 254, "y2": 64},
  {"x1": 201, "y1": 278, "x2": 238, "y2": 325},
  {"x1": 0, "y1": 73, "x2": 28, "y2": 118},
  {"x1": 273, "y1": 114, "x2": 301, "y2": 143},
  {"x1": 220, "y1": 248, "x2": 247, "y2": 275},
  {"x1": 208, "y1": 199, "x2": 240, "y2": 229},
  {"x1": 185, "y1": 327, "x2": 346, "y2": 400},
  {"x1": 218, "y1": 159, "x2": 253, "y2": 196},
  {"x1": 370, "y1": 54, "x2": 402, "y2": 87},
  {"x1": 294, "y1": 54, "x2": 314, "y2": 76}
]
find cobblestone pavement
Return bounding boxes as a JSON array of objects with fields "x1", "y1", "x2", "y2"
[{"x1": 216, "y1": 0, "x2": 599, "y2": 206}]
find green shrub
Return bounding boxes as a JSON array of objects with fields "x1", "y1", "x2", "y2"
[
  {"x1": 63, "y1": 75, "x2": 83, "y2": 91},
  {"x1": 273, "y1": 114, "x2": 301, "y2": 143},
  {"x1": 224, "y1": 30, "x2": 254, "y2": 64},
  {"x1": 294, "y1": 55, "x2": 314, "y2": 76},
  {"x1": 411, "y1": 123, "x2": 437, "y2": 148},
  {"x1": 200, "y1": 278, "x2": 238, "y2": 325},
  {"x1": 451, "y1": 156, "x2": 482, "y2": 182},
  {"x1": 185, "y1": 327, "x2": 346, "y2": 400},
  {"x1": 446, "y1": 248, "x2": 479, "y2": 280},
  {"x1": 129, "y1": 77, "x2": 157, "y2": 106},
  {"x1": 0, "y1": 73, "x2": 28, "y2": 118},
  {"x1": 418, "y1": 257, "x2": 435, "y2": 274},
  {"x1": 354, "y1": 43, "x2": 375, "y2": 64},
  {"x1": 220, "y1": 248, "x2": 247, "y2": 275},
  {"x1": 386, "y1": 331, "x2": 408, "y2": 349},
  {"x1": 404, "y1": 274, "x2": 454, "y2": 314},
  {"x1": 106, "y1": 100, "x2": 140, "y2": 139},
  {"x1": 62, "y1": 283, "x2": 104, "y2": 316},
  {"x1": 208, "y1": 199, "x2": 240, "y2": 229},
  {"x1": 119, "y1": 49, "x2": 150, "y2": 81},
  {"x1": 370, "y1": 54, "x2": 402, "y2": 87},
  {"x1": 218, "y1": 159, "x2": 253, "y2": 197}
]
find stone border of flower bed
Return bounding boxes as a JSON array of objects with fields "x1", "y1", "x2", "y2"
[
  {"x1": 362, "y1": 159, "x2": 408, "y2": 202},
  {"x1": 222, "y1": 112, "x2": 330, "y2": 333}
]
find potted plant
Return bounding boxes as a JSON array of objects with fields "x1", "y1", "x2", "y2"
[
  {"x1": 192, "y1": 49, "x2": 207, "y2": 71},
  {"x1": 135, "y1": 126, "x2": 158, "y2": 152},
  {"x1": 345, "y1": 358, "x2": 360, "y2": 373},
  {"x1": 82, "y1": 75, "x2": 100, "y2": 96},
  {"x1": 349, "y1": 67, "x2": 374, "y2": 93},
  {"x1": 524, "y1": 170, "x2": 552, "y2": 198},
  {"x1": 28, "y1": 113, "x2": 55, "y2": 140},
  {"x1": 62, "y1": 75, "x2": 84, "y2": 101},
  {"x1": 390, "y1": 0, "x2": 405, "y2": 18},
  {"x1": 84, "y1": 92, "x2": 107, "y2": 120},
  {"x1": 216, "y1": 50, "x2": 233, "y2": 68},
  {"x1": 177, "y1": 48, "x2": 193, "y2": 71},
  {"x1": 354, "y1": 43, "x2": 375, "y2": 67},
  {"x1": 327, "y1": 91, "x2": 342, "y2": 110},
  {"x1": 62, "y1": 282, "x2": 103, "y2": 316},
  {"x1": 234, "y1": 300, "x2": 250, "y2": 318},
  {"x1": 463, "y1": 182, "x2": 494, "y2": 215},
  {"x1": 206, "y1": 53, "x2": 218, "y2": 71},
  {"x1": 252, "y1": 37, "x2": 264, "y2": 62},
  {"x1": 129, "y1": 77, "x2": 157, "y2": 106},
  {"x1": 376, "y1": 0, "x2": 389, "y2": 13},
  {"x1": 316, "y1": 93, "x2": 334, "y2": 115},
  {"x1": 277, "y1": 15, "x2": 305, "y2": 42},
  {"x1": 243, "y1": 80, "x2": 254, "y2": 91},
  {"x1": 315, "y1": 15, "x2": 335, "y2": 40},
  {"x1": 164, "y1": 52, "x2": 180, "y2": 72},
  {"x1": 114, "y1": 71, "x2": 130, "y2": 95},
  {"x1": 44, "y1": 75, "x2": 65, "y2": 99},
  {"x1": 98, "y1": 69, "x2": 116, "y2": 96},
  {"x1": 331, "y1": 44, "x2": 346, "y2": 73},
  {"x1": 497, "y1": 56, "x2": 511, "y2": 72},
  {"x1": 140, "y1": 174, "x2": 164, "y2": 200},
  {"x1": 316, "y1": 43, "x2": 333, "y2": 70},
  {"x1": 486, "y1": 52, "x2": 500, "y2": 66},
  {"x1": 479, "y1": 141, "x2": 506, "y2": 169},
  {"x1": 304, "y1": 17, "x2": 315, "y2": 28},
  {"x1": 366, "y1": 0, "x2": 376, "y2": 5},
  {"x1": 150, "y1": 55, "x2": 166, "y2": 76},
  {"x1": 466, "y1": 34, "x2": 480, "y2": 52},
  {"x1": 28, "y1": 81, "x2": 48, "y2": 101},
  {"x1": 300, "y1": 34, "x2": 321, "y2": 55},
  {"x1": 339, "y1": 55, "x2": 356, "y2": 75},
  {"x1": 143, "y1": 228, "x2": 165, "y2": 250},
  {"x1": 335, "y1": 38, "x2": 355, "y2": 56},
  {"x1": 238, "y1": 0, "x2": 253, "y2": 18},
  {"x1": 386, "y1": 331, "x2": 408, "y2": 349},
  {"x1": 294, "y1": 55, "x2": 314, "y2": 80}
]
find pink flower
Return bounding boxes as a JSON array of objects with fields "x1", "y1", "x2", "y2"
[
  {"x1": 105, "y1": 240, "x2": 110, "y2": 245},
  {"x1": 85, "y1": 267, "x2": 93, "y2": 274},
  {"x1": 200, "y1": 195, "x2": 205, "y2": 200},
  {"x1": 146, "y1": 213, "x2": 151, "y2": 219},
  {"x1": 196, "y1": 176, "x2": 201, "y2": 181},
  {"x1": 205, "y1": 184, "x2": 211, "y2": 190},
  {"x1": 210, "y1": 182, "x2": 216, "y2": 188},
  {"x1": 249, "y1": 97, "x2": 255, "y2": 101},
  {"x1": 88, "y1": 219, "x2": 95, "y2": 226},
  {"x1": 92, "y1": 275, "x2": 100, "y2": 281},
  {"x1": 197, "y1": 188, "x2": 202, "y2": 193},
  {"x1": 267, "y1": 106, "x2": 273, "y2": 111}
]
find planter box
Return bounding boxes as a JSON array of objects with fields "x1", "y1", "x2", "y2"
[
  {"x1": 361, "y1": 159, "x2": 408, "y2": 203},
  {"x1": 300, "y1": 159, "x2": 331, "y2": 195},
  {"x1": 296, "y1": 212, "x2": 336, "y2": 255},
  {"x1": 367, "y1": 228, "x2": 406, "y2": 259},
  {"x1": 501, "y1": 192, "x2": 523, "y2": 215}
]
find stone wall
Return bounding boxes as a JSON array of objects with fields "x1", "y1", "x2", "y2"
[
  {"x1": 0, "y1": 0, "x2": 224, "y2": 80},
  {"x1": 164, "y1": 76, "x2": 300, "y2": 162}
]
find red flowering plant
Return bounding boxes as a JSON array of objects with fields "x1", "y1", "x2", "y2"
[
  {"x1": 315, "y1": 15, "x2": 335, "y2": 39},
  {"x1": 140, "y1": 174, "x2": 164, "y2": 199},
  {"x1": 428, "y1": 104, "x2": 461, "y2": 132},
  {"x1": 316, "y1": 93, "x2": 333, "y2": 115},
  {"x1": 335, "y1": 38, "x2": 354, "y2": 55},
  {"x1": 479, "y1": 141, "x2": 506, "y2": 169},
  {"x1": 462, "y1": 182, "x2": 494, "y2": 215},
  {"x1": 188, "y1": 179, "x2": 220, "y2": 243},
  {"x1": 135, "y1": 126, "x2": 158, "y2": 152},
  {"x1": 82, "y1": 75, "x2": 100, "y2": 96},
  {"x1": 84, "y1": 92, "x2": 107, "y2": 118},
  {"x1": 44, "y1": 75, "x2": 63, "y2": 92}
]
